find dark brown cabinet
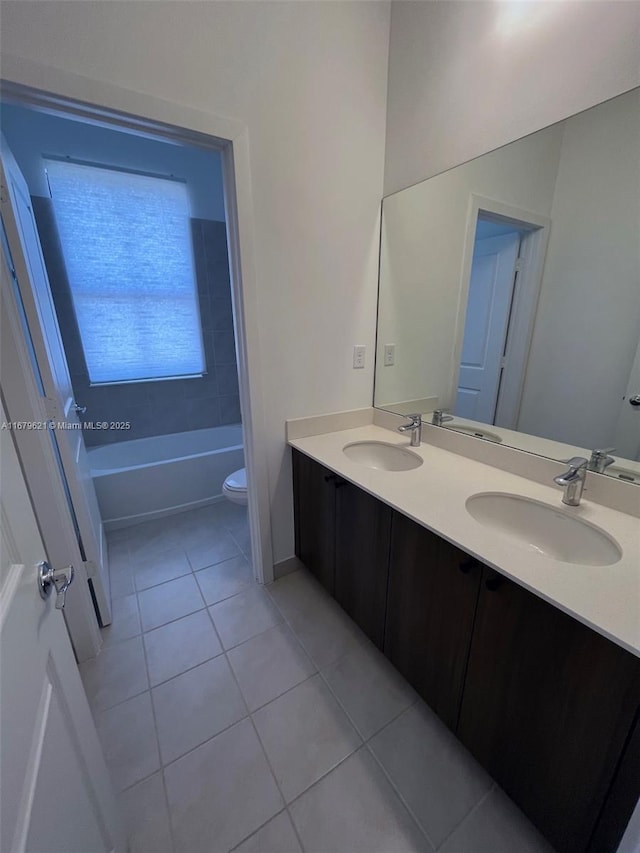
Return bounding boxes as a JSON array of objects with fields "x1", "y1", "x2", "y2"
[
  {"x1": 291, "y1": 448, "x2": 640, "y2": 852},
  {"x1": 292, "y1": 448, "x2": 336, "y2": 595},
  {"x1": 292, "y1": 449, "x2": 392, "y2": 646},
  {"x1": 334, "y1": 480, "x2": 392, "y2": 649},
  {"x1": 385, "y1": 513, "x2": 482, "y2": 730},
  {"x1": 457, "y1": 568, "x2": 640, "y2": 853}
]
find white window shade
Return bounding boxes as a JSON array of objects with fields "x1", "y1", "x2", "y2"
[{"x1": 46, "y1": 159, "x2": 205, "y2": 384}]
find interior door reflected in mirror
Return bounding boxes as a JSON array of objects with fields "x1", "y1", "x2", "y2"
[{"x1": 374, "y1": 87, "x2": 640, "y2": 483}]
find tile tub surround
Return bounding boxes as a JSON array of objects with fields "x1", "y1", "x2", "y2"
[
  {"x1": 89, "y1": 503, "x2": 549, "y2": 853},
  {"x1": 33, "y1": 198, "x2": 241, "y2": 446},
  {"x1": 287, "y1": 419, "x2": 640, "y2": 657}
]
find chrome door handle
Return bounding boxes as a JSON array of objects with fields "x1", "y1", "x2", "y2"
[
  {"x1": 73, "y1": 402, "x2": 87, "y2": 415},
  {"x1": 37, "y1": 561, "x2": 74, "y2": 610},
  {"x1": 629, "y1": 395, "x2": 640, "y2": 407}
]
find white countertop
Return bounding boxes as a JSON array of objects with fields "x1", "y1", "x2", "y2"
[{"x1": 289, "y1": 423, "x2": 640, "y2": 657}]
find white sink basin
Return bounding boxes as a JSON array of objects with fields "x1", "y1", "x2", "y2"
[
  {"x1": 466, "y1": 492, "x2": 622, "y2": 566},
  {"x1": 343, "y1": 441, "x2": 423, "y2": 471}
]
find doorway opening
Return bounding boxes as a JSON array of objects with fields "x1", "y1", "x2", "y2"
[
  {"x1": 0, "y1": 81, "x2": 271, "y2": 665},
  {"x1": 453, "y1": 199, "x2": 550, "y2": 431}
]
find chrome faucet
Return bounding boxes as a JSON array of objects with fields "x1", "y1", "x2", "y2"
[
  {"x1": 553, "y1": 457, "x2": 588, "y2": 506},
  {"x1": 588, "y1": 448, "x2": 616, "y2": 473},
  {"x1": 398, "y1": 413, "x2": 422, "y2": 447},
  {"x1": 432, "y1": 409, "x2": 454, "y2": 426}
]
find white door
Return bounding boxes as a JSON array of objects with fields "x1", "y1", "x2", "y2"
[
  {"x1": 0, "y1": 135, "x2": 111, "y2": 625},
  {"x1": 614, "y1": 338, "x2": 640, "y2": 461},
  {"x1": 0, "y1": 401, "x2": 124, "y2": 853},
  {"x1": 455, "y1": 232, "x2": 520, "y2": 423}
]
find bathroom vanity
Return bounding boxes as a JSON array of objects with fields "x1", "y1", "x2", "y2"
[{"x1": 289, "y1": 420, "x2": 640, "y2": 853}]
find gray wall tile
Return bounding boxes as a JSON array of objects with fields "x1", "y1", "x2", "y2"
[
  {"x1": 216, "y1": 364, "x2": 240, "y2": 397},
  {"x1": 219, "y1": 395, "x2": 241, "y2": 425},
  {"x1": 186, "y1": 396, "x2": 222, "y2": 431},
  {"x1": 211, "y1": 296, "x2": 234, "y2": 331},
  {"x1": 213, "y1": 331, "x2": 237, "y2": 365}
]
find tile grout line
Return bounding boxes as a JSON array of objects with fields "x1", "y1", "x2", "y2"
[
  {"x1": 226, "y1": 807, "x2": 295, "y2": 853},
  {"x1": 264, "y1": 581, "x2": 359, "y2": 672},
  {"x1": 138, "y1": 601, "x2": 178, "y2": 853},
  {"x1": 213, "y1": 630, "x2": 309, "y2": 852},
  {"x1": 363, "y1": 739, "x2": 438, "y2": 852},
  {"x1": 361, "y1": 700, "x2": 496, "y2": 852},
  {"x1": 433, "y1": 783, "x2": 497, "y2": 851},
  {"x1": 97, "y1": 586, "x2": 281, "y2": 716},
  {"x1": 316, "y1": 659, "x2": 420, "y2": 744},
  {"x1": 226, "y1": 691, "x2": 289, "y2": 847},
  {"x1": 233, "y1": 668, "x2": 320, "y2": 717}
]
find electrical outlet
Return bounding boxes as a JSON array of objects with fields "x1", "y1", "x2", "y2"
[
  {"x1": 353, "y1": 345, "x2": 366, "y2": 369},
  {"x1": 384, "y1": 343, "x2": 395, "y2": 366}
]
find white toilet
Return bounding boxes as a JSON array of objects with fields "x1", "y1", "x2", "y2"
[{"x1": 222, "y1": 467, "x2": 248, "y2": 506}]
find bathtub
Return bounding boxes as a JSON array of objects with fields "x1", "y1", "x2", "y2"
[{"x1": 88, "y1": 424, "x2": 244, "y2": 528}]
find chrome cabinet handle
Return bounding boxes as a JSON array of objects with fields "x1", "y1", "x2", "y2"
[{"x1": 37, "y1": 561, "x2": 74, "y2": 610}]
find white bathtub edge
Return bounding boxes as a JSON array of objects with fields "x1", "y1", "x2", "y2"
[{"x1": 104, "y1": 493, "x2": 226, "y2": 531}]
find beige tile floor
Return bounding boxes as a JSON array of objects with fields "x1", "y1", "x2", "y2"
[{"x1": 81, "y1": 504, "x2": 554, "y2": 853}]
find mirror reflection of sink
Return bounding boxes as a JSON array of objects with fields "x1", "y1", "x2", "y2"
[
  {"x1": 466, "y1": 492, "x2": 622, "y2": 566},
  {"x1": 343, "y1": 441, "x2": 423, "y2": 471},
  {"x1": 448, "y1": 425, "x2": 503, "y2": 443},
  {"x1": 607, "y1": 465, "x2": 640, "y2": 485}
]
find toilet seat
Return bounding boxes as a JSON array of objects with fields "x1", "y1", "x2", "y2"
[{"x1": 223, "y1": 467, "x2": 248, "y2": 505}]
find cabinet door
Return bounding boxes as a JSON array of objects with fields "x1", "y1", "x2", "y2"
[
  {"x1": 334, "y1": 481, "x2": 392, "y2": 649},
  {"x1": 384, "y1": 513, "x2": 482, "y2": 730},
  {"x1": 458, "y1": 569, "x2": 640, "y2": 853},
  {"x1": 292, "y1": 449, "x2": 336, "y2": 595}
]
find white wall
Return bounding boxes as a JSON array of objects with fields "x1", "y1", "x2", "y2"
[
  {"x1": 385, "y1": 0, "x2": 640, "y2": 195},
  {"x1": 0, "y1": 1, "x2": 390, "y2": 564},
  {"x1": 0, "y1": 103, "x2": 226, "y2": 221},
  {"x1": 376, "y1": 123, "x2": 563, "y2": 410},
  {"x1": 518, "y1": 89, "x2": 640, "y2": 448}
]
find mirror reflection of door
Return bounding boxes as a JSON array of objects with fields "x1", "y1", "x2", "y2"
[
  {"x1": 614, "y1": 338, "x2": 640, "y2": 461},
  {"x1": 455, "y1": 218, "x2": 521, "y2": 424}
]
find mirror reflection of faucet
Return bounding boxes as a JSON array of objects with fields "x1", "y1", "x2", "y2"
[
  {"x1": 588, "y1": 448, "x2": 616, "y2": 473},
  {"x1": 432, "y1": 409, "x2": 453, "y2": 426}
]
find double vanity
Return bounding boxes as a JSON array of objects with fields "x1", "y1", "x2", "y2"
[
  {"x1": 285, "y1": 85, "x2": 640, "y2": 852},
  {"x1": 287, "y1": 411, "x2": 640, "y2": 853}
]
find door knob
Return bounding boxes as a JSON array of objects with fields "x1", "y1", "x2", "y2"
[
  {"x1": 37, "y1": 561, "x2": 74, "y2": 610},
  {"x1": 629, "y1": 395, "x2": 640, "y2": 407}
]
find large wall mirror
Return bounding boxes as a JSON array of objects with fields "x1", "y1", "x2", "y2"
[{"x1": 374, "y1": 88, "x2": 640, "y2": 484}]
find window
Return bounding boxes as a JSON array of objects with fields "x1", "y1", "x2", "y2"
[{"x1": 46, "y1": 159, "x2": 205, "y2": 384}]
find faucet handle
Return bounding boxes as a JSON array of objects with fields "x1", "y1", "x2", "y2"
[
  {"x1": 564, "y1": 456, "x2": 589, "y2": 470},
  {"x1": 553, "y1": 457, "x2": 588, "y2": 506},
  {"x1": 591, "y1": 447, "x2": 616, "y2": 458},
  {"x1": 402, "y1": 413, "x2": 422, "y2": 425}
]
